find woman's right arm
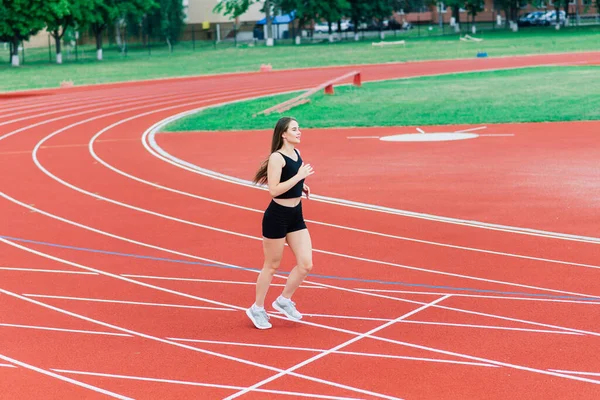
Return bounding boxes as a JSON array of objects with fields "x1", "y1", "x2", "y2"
[{"x1": 267, "y1": 153, "x2": 314, "y2": 197}]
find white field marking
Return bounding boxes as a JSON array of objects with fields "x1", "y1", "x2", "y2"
[
  {"x1": 0, "y1": 363, "x2": 17, "y2": 368},
  {"x1": 346, "y1": 136, "x2": 381, "y2": 139},
  {"x1": 120, "y1": 274, "x2": 324, "y2": 289},
  {"x1": 454, "y1": 126, "x2": 487, "y2": 133},
  {"x1": 225, "y1": 296, "x2": 449, "y2": 399},
  {"x1": 144, "y1": 113, "x2": 600, "y2": 245},
  {"x1": 0, "y1": 354, "x2": 132, "y2": 399},
  {"x1": 356, "y1": 288, "x2": 600, "y2": 305},
  {"x1": 168, "y1": 338, "x2": 497, "y2": 368},
  {"x1": 550, "y1": 370, "x2": 600, "y2": 377},
  {"x1": 2, "y1": 204, "x2": 600, "y2": 343},
  {"x1": 416, "y1": 127, "x2": 426, "y2": 133},
  {"x1": 397, "y1": 320, "x2": 582, "y2": 335},
  {"x1": 89, "y1": 112, "x2": 600, "y2": 277},
  {"x1": 0, "y1": 289, "x2": 401, "y2": 400},
  {"x1": 4, "y1": 239, "x2": 600, "y2": 386},
  {"x1": 0, "y1": 266, "x2": 97, "y2": 275},
  {"x1": 479, "y1": 134, "x2": 515, "y2": 137},
  {"x1": 0, "y1": 323, "x2": 132, "y2": 337},
  {"x1": 24, "y1": 294, "x2": 237, "y2": 312},
  {"x1": 50, "y1": 369, "x2": 364, "y2": 400}
]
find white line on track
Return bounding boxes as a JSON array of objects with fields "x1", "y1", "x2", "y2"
[
  {"x1": 549, "y1": 369, "x2": 600, "y2": 377},
  {"x1": 120, "y1": 274, "x2": 324, "y2": 289},
  {"x1": 0, "y1": 287, "x2": 400, "y2": 400},
  {"x1": 24, "y1": 294, "x2": 237, "y2": 311},
  {"x1": 168, "y1": 338, "x2": 497, "y2": 368},
  {"x1": 50, "y1": 369, "x2": 364, "y2": 399},
  {"x1": 21, "y1": 293, "x2": 580, "y2": 335},
  {"x1": 0, "y1": 354, "x2": 132, "y2": 399},
  {"x1": 356, "y1": 288, "x2": 600, "y2": 305},
  {"x1": 0, "y1": 363, "x2": 17, "y2": 368},
  {"x1": 0, "y1": 266, "x2": 97, "y2": 275},
  {"x1": 3, "y1": 238, "x2": 600, "y2": 387},
  {"x1": 0, "y1": 323, "x2": 132, "y2": 337},
  {"x1": 224, "y1": 296, "x2": 445, "y2": 399}
]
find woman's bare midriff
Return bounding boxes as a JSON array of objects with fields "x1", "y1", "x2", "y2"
[{"x1": 273, "y1": 197, "x2": 302, "y2": 207}]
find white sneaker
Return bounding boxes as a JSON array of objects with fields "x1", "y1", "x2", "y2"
[
  {"x1": 246, "y1": 306, "x2": 272, "y2": 329},
  {"x1": 272, "y1": 296, "x2": 302, "y2": 320}
]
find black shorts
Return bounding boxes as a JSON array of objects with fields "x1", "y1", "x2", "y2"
[{"x1": 262, "y1": 200, "x2": 307, "y2": 239}]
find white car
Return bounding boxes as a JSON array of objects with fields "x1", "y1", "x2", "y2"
[{"x1": 314, "y1": 20, "x2": 352, "y2": 33}]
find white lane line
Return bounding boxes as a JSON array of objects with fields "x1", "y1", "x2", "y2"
[
  {"x1": 0, "y1": 287, "x2": 401, "y2": 400},
  {"x1": 4, "y1": 238, "x2": 600, "y2": 386},
  {"x1": 0, "y1": 354, "x2": 132, "y2": 399},
  {"x1": 24, "y1": 294, "x2": 236, "y2": 312},
  {"x1": 549, "y1": 369, "x2": 600, "y2": 377},
  {"x1": 0, "y1": 363, "x2": 17, "y2": 368},
  {"x1": 174, "y1": 338, "x2": 499, "y2": 367},
  {"x1": 0, "y1": 323, "x2": 132, "y2": 337},
  {"x1": 121, "y1": 274, "x2": 324, "y2": 289},
  {"x1": 356, "y1": 288, "x2": 600, "y2": 305},
  {"x1": 0, "y1": 266, "x2": 97, "y2": 275},
  {"x1": 397, "y1": 320, "x2": 581, "y2": 335},
  {"x1": 50, "y1": 369, "x2": 363, "y2": 400},
  {"x1": 225, "y1": 296, "x2": 449, "y2": 399},
  {"x1": 416, "y1": 127, "x2": 426, "y2": 133},
  {"x1": 347, "y1": 136, "x2": 381, "y2": 139},
  {"x1": 168, "y1": 338, "x2": 497, "y2": 368},
  {"x1": 145, "y1": 117, "x2": 600, "y2": 244}
]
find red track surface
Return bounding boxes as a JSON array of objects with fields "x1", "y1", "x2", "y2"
[{"x1": 2, "y1": 52, "x2": 600, "y2": 399}]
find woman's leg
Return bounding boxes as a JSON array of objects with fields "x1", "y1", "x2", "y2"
[
  {"x1": 281, "y1": 228, "x2": 313, "y2": 299},
  {"x1": 254, "y1": 237, "x2": 286, "y2": 307}
]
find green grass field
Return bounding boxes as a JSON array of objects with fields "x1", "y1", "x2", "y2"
[
  {"x1": 2, "y1": 26, "x2": 600, "y2": 92},
  {"x1": 163, "y1": 66, "x2": 600, "y2": 130}
]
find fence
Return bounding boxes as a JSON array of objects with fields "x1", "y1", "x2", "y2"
[{"x1": 2, "y1": 15, "x2": 600, "y2": 66}]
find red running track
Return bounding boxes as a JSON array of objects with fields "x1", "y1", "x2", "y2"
[{"x1": 1, "y1": 52, "x2": 600, "y2": 399}]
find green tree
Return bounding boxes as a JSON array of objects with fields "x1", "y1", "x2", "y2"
[
  {"x1": 214, "y1": 0, "x2": 275, "y2": 46},
  {"x1": 276, "y1": 0, "x2": 320, "y2": 43},
  {"x1": 465, "y1": 0, "x2": 484, "y2": 27},
  {"x1": 45, "y1": 0, "x2": 75, "y2": 64},
  {"x1": 146, "y1": 0, "x2": 185, "y2": 51},
  {"x1": 0, "y1": 0, "x2": 55, "y2": 66}
]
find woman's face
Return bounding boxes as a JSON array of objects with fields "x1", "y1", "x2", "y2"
[{"x1": 282, "y1": 120, "x2": 301, "y2": 144}]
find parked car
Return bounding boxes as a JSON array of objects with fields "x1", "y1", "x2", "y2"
[
  {"x1": 537, "y1": 10, "x2": 566, "y2": 26},
  {"x1": 517, "y1": 11, "x2": 545, "y2": 27},
  {"x1": 314, "y1": 20, "x2": 352, "y2": 33}
]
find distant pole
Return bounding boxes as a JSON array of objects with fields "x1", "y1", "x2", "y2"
[
  {"x1": 48, "y1": 35, "x2": 52, "y2": 63},
  {"x1": 21, "y1": 42, "x2": 25, "y2": 65},
  {"x1": 192, "y1": 25, "x2": 196, "y2": 50}
]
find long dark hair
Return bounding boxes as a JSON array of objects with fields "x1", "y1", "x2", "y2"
[{"x1": 253, "y1": 117, "x2": 296, "y2": 184}]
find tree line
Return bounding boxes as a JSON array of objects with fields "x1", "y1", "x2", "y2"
[{"x1": 0, "y1": 0, "x2": 185, "y2": 66}]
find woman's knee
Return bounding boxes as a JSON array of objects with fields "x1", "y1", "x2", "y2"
[
  {"x1": 298, "y1": 259, "x2": 313, "y2": 274},
  {"x1": 263, "y1": 259, "x2": 281, "y2": 273}
]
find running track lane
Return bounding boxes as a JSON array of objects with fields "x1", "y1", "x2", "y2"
[{"x1": 3, "y1": 52, "x2": 600, "y2": 396}]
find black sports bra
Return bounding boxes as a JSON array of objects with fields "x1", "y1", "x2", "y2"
[{"x1": 275, "y1": 149, "x2": 304, "y2": 199}]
